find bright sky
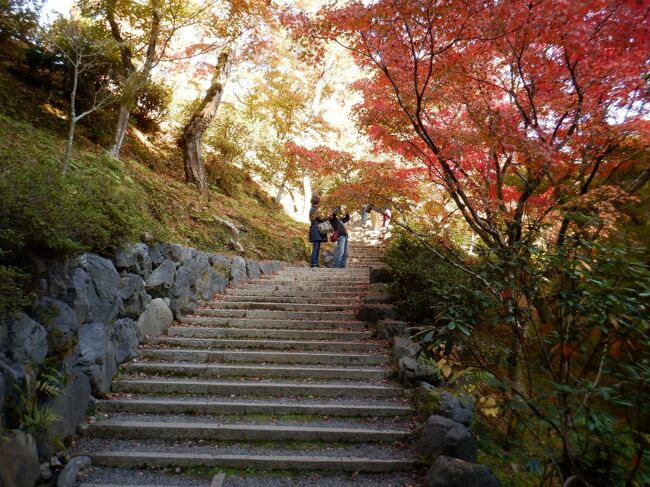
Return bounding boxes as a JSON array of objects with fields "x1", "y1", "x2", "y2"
[{"x1": 42, "y1": 0, "x2": 73, "y2": 21}]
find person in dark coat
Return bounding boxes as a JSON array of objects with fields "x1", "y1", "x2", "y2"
[
  {"x1": 329, "y1": 206, "x2": 350, "y2": 268},
  {"x1": 308, "y1": 195, "x2": 328, "y2": 268}
]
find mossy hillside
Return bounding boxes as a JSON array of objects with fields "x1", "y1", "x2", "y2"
[{"x1": 0, "y1": 68, "x2": 307, "y2": 315}]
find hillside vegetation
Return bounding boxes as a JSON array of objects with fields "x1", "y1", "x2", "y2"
[{"x1": 0, "y1": 52, "x2": 307, "y2": 313}]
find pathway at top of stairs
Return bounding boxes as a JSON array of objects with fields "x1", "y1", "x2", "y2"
[{"x1": 74, "y1": 227, "x2": 421, "y2": 486}]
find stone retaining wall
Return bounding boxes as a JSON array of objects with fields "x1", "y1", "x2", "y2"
[{"x1": 0, "y1": 241, "x2": 285, "y2": 461}]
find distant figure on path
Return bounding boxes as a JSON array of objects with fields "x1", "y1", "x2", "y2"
[
  {"x1": 361, "y1": 203, "x2": 371, "y2": 228},
  {"x1": 382, "y1": 207, "x2": 392, "y2": 227},
  {"x1": 308, "y1": 195, "x2": 328, "y2": 268},
  {"x1": 330, "y1": 206, "x2": 350, "y2": 268}
]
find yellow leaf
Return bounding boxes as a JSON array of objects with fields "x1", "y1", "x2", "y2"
[{"x1": 441, "y1": 363, "x2": 452, "y2": 378}]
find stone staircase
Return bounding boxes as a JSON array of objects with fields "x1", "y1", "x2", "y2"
[{"x1": 75, "y1": 228, "x2": 418, "y2": 485}]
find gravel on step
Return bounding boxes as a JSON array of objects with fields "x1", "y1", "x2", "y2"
[
  {"x1": 72, "y1": 438, "x2": 415, "y2": 459},
  {"x1": 76, "y1": 466, "x2": 207, "y2": 486},
  {"x1": 85, "y1": 412, "x2": 416, "y2": 430},
  {"x1": 223, "y1": 471, "x2": 424, "y2": 487},
  {"x1": 101, "y1": 394, "x2": 411, "y2": 407}
]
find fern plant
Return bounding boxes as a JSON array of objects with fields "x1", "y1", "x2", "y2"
[{"x1": 17, "y1": 367, "x2": 63, "y2": 438}]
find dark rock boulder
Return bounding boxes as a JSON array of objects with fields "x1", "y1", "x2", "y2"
[
  {"x1": 148, "y1": 244, "x2": 165, "y2": 267},
  {"x1": 230, "y1": 256, "x2": 247, "y2": 285},
  {"x1": 50, "y1": 370, "x2": 91, "y2": 440},
  {"x1": 424, "y1": 455, "x2": 500, "y2": 487},
  {"x1": 118, "y1": 273, "x2": 151, "y2": 319},
  {"x1": 4, "y1": 314, "x2": 48, "y2": 367},
  {"x1": 31, "y1": 297, "x2": 79, "y2": 356},
  {"x1": 160, "y1": 243, "x2": 195, "y2": 264},
  {"x1": 376, "y1": 319, "x2": 409, "y2": 339},
  {"x1": 418, "y1": 415, "x2": 477, "y2": 462},
  {"x1": 56, "y1": 455, "x2": 92, "y2": 487},
  {"x1": 394, "y1": 336, "x2": 421, "y2": 359},
  {"x1": 169, "y1": 252, "x2": 228, "y2": 315},
  {"x1": 75, "y1": 322, "x2": 117, "y2": 396},
  {"x1": 356, "y1": 303, "x2": 397, "y2": 323},
  {"x1": 433, "y1": 392, "x2": 475, "y2": 427},
  {"x1": 64, "y1": 254, "x2": 120, "y2": 324},
  {"x1": 245, "y1": 259, "x2": 262, "y2": 279},
  {"x1": 114, "y1": 243, "x2": 152, "y2": 279},
  {"x1": 0, "y1": 429, "x2": 40, "y2": 487},
  {"x1": 136, "y1": 298, "x2": 173, "y2": 338},
  {"x1": 399, "y1": 356, "x2": 441, "y2": 387},
  {"x1": 111, "y1": 318, "x2": 139, "y2": 364},
  {"x1": 369, "y1": 266, "x2": 391, "y2": 283},
  {"x1": 145, "y1": 259, "x2": 176, "y2": 298},
  {"x1": 258, "y1": 260, "x2": 276, "y2": 275}
]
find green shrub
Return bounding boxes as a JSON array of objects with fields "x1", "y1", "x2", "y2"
[{"x1": 383, "y1": 230, "x2": 494, "y2": 331}]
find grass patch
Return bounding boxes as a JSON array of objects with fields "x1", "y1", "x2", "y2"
[{"x1": 0, "y1": 66, "x2": 308, "y2": 315}]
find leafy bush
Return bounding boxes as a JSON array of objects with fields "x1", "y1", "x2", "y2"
[
  {"x1": 133, "y1": 80, "x2": 172, "y2": 131},
  {"x1": 383, "y1": 230, "x2": 495, "y2": 332}
]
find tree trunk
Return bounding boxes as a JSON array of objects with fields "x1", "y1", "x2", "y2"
[
  {"x1": 109, "y1": 103, "x2": 131, "y2": 158},
  {"x1": 180, "y1": 50, "x2": 231, "y2": 192},
  {"x1": 106, "y1": 0, "x2": 161, "y2": 159},
  {"x1": 63, "y1": 118, "x2": 77, "y2": 176}
]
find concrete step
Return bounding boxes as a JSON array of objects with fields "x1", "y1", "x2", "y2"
[
  {"x1": 97, "y1": 398, "x2": 413, "y2": 417},
  {"x1": 112, "y1": 378, "x2": 408, "y2": 398},
  {"x1": 85, "y1": 451, "x2": 414, "y2": 472},
  {"x1": 125, "y1": 362, "x2": 390, "y2": 380},
  {"x1": 167, "y1": 326, "x2": 372, "y2": 341},
  {"x1": 217, "y1": 295, "x2": 361, "y2": 305},
  {"x1": 202, "y1": 301, "x2": 360, "y2": 311},
  {"x1": 190, "y1": 308, "x2": 355, "y2": 321},
  {"x1": 260, "y1": 276, "x2": 370, "y2": 283},
  {"x1": 224, "y1": 289, "x2": 364, "y2": 298},
  {"x1": 236, "y1": 285, "x2": 368, "y2": 293},
  {"x1": 142, "y1": 337, "x2": 383, "y2": 352},
  {"x1": 84, "y1": 419, "x2": 410, "y2": 442},
  {"x1": 139, "y1": 349, "x2": 390, "y2": 366},
  {"x1": 178, "y1": 316, "x2": 364, "y2": 331}
]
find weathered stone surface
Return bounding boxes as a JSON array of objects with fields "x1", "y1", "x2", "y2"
[
  {"x1": 0, "y1": 429, "x2": 40, "y2": 487},
  {"x1": 65, "y1": 254, "x2": 120, "y2": 324},
  {"x1": 0, "y1": 358, "x2": 25, "y2": 426},
  {"x1": 111, "y1": 318, "x2": 139, "y2": 364},
  {"x1": 0, "y1": 373, "x2": 5, "y2": 423},
  {"x1": 210, "y1": 254, "x2": 232, "y2": 269},
  {"x1": 0, "y1": 314, "x2": 8, "y2": 349},
  {"x1": 399, "y1": 356, "x2": 441, "y2": 387},
  {"x1": 430, "y1": 392, "x2": 474, "y2": 427},
  {"x1": 75, "y1": 322, "x2": 117, "y2": 395},
  {"x1": 369, "y1": 266, "x2": 391, "y2": 283},
  {"x1": 145, "y1": 259, "x2": 176, "y2": 298},
  {"x1": 148, "y1": 244, "x2": 165, "y2": 267},
  {"x1": 135, "y1": 298, "x2": 173, "y2": 338},
  {"x1": 56, "y1": 455, "x2": 92, "y2": 487},
  {"x1": 4, "y1": 314, "x2": 47, "y2": 366},
  {"x1": 118, "y1": 273, "x2": 151, "y2": 319},
  {"x1": 364, "y1": 292, "x2": 393, "y2": 304},
  {"x1": 230, "y1": 256, "x2": 247, "y2": 285},
  {"x1": 393, "y1": 336, "x2": 421, "y2": 359},
  {"x1": 245, "y1": 259, "x2": 262, "y2": 279},
  {"x1": 114, "y1": 243, "x2": 152, "y2": 279},
  {"x1": 418, "y1": 415, "x2": 477, "y2": 462},
  {"x1": 271, "y1": 260, "x2": 285, "y2": 274},
  {"x1": 357, "y1": 303, "x2": 398, "y2": 323},
  {"x1": 169, "y1": 253, "x2": 227, "y2": 315},
  {"x1": 50, "y1": 370, "x2": 91, "y2": 440},
  {"x1": 258, "y1": 260, "x2": 275, "y2": 275},
  {"x1": 424, "y1": 455, "x2": 500, "y2": 487},
  {"x1": 376, "y1": 319, "x2": 409, "y2": 339},
  {"x1": 160, "y1": 243, "x2": 194, "y2": 264},
  {"x1": 31, "y1": 297, "x2": 79, "y2": 355}
]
